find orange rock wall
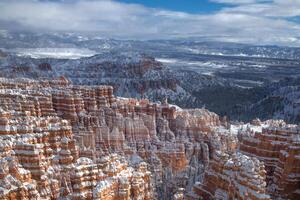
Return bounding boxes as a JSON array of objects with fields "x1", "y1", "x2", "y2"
[
  {"x1": 0, "y1": 77, "x2": 288, "y2": 200},
  {"x1": 239, "y1": 122, "x2": 300, "y2": 199}
]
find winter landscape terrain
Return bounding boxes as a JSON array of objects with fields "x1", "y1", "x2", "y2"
[
  {"x1": 1, "y1": 31, "x2": 299, "y2": 123},
  {"x1": 0, "y1": 31, "x2": 299, "y2": 199},
  {"x1": 0, "y1": 0, "x2": 300, "y2": 198}
]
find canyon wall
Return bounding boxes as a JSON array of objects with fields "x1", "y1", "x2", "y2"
[
  {"x1": 239, "y1": 120, "x2": 300, "y2": 199},
  {"x1": 0, "y1": 77, "x2": 298, "y2": 199}
]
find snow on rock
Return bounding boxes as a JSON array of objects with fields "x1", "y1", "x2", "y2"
[
  {"x1": 0, "y1": 77, "x2": 298, "y2": 200},
  {"x1": 239, "y1": 120, "x2": 300, "y2": 199},
  {"x1": 187, "y1": 151, "x2": 270, "y2": 200}
]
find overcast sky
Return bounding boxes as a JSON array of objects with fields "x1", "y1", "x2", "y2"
[{"x1": 0, "y1": 0, "x2": 300, "y2": 46}]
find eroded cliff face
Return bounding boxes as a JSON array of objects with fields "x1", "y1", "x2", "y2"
[
  {"x1": 0, "y1": 77, "x2": 298, "y2": 200},
  {"x1": 187, "y1": 151, "x2": 270, "y2": 200},
  {"x1": 0, "y1": 77, "x2": 153, "y2": 200},
  {"x1": 239, "y1": 120, "x2": 300, "y2": 200}
]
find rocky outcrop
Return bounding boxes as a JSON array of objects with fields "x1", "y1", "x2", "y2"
[
  {"x1": 187, "y1": 151, "x2": 270, "y2": 200},
  {"x1": 0, "y1": 77, "x2": 297, "y2": 199},
  {"x1": 239, "y1": 120, "x2": 300, "y2": 199},
  {"x1": 0, "y1": 78, "x2": 153, "y2": 200},
  {"x1": 0, "y1": 77, "x2": 230, "y2": 199}
]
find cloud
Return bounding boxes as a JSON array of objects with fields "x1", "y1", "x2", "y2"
[
  {"x1": 0, "y1": 0, "x2": 299, "y2": 46},
  {"x1": 220, "y1": 0, "x2": 300, "y2": 17}
]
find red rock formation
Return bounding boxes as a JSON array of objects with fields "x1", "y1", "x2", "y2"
[
  {"x1": 126, "y1": 56, "x2": 162, "y2": 77},
  {"x1": 239, "y1": 121, "x2": 300, "y2": 199},
  {"x1": 187, "y1": 151, "x2": 270, "y2": 200},
  {"x1": 0, "y1": 78, "x2": 153, "y2": 200},
  {"x1": 0, "y1": 77, "x2": 283, "y2": 200}
]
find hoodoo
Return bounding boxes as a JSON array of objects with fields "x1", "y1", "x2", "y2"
[{"x1": 0, "y1": 77, "x2": 298, "y2": 200}]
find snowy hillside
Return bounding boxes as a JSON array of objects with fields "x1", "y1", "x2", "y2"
[{"x1": 0, "y1": 31, "x2": 299, "y2": 123}]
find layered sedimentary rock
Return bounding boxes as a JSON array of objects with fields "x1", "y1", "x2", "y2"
[
  {"x1": 239, "y1": 120, "x2": 300, "y2": 199},
  {"x1": 187, "y1": 151, "x2": 270, "y2": 200},
  {"x1": 0, "y1": 78, "x2": 152, "y2": 199},
  {"x1": 0, "y1": 77, "x2": 296, "y2": 200}
]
